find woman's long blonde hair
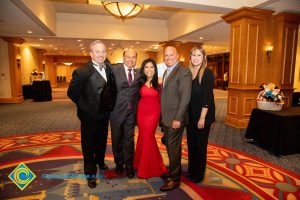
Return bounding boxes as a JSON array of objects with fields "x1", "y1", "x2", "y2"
[{"x1": 189, "y1": 45, "x2": 207, "y2": 84}]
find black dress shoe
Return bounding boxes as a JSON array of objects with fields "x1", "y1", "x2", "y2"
[
  {"x1": 115, "y1": 165, "x2": 124, "y2": 174},
  {"x1": 160, "y1": 173, "x2": 170, "y2": 179},
  {"x1": 99, "y1": 164, "x2": 109, "y2": 170},
  {"x1": 189, "y1": 176, "x2": 204, "y2": 183},
  {"x1": 87, "y1": 178, "x2": 97, "y2": 188},
  {"x1": 126, "y1": 170, "x2": 135, "y2": 178},
  {"x1": 160, "y1": 180, "x2": 181, "y2": 191}
]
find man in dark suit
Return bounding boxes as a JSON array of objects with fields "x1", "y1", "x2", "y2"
[
  {"x1": 110, "y1": 49, "x2": 140, "y2": 178},
  {"x1": 67, "y1": 40, "x2": 117, "y2": 188},
  {"x1": 160, "y1": 46, "x2": 192, "y2": 191}
]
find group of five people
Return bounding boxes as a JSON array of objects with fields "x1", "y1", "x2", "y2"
[{"x1": 67, "y1": 40, "x2": 215, "y2": 191}]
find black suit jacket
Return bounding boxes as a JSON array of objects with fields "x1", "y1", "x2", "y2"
[
  {"x1": 109, "y1": 63, "x2": 140, "y2": 124},
  {"x1": 67, "y1": 60, "x2": 117, "y2": 121},
  {"x1": 188, "y1": 68, "x2": 215, "y2": 126}
]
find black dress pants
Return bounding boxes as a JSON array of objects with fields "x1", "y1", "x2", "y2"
[
  {"x1": 80, "y1": 118, "x2": 109, "y2": 177},
  {"x1": 111, "y1": 111, "x2": 135, "y2": 170},
  {"x1": 187, "y1": 123, "x2": 211, "y2": 179},
  {"x1": 163, "y1": 125, "x2": 184, "y2": 181}
]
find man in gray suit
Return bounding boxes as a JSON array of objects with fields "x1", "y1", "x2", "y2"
[
  {"x1": 160, "y1": 46, "x2": 192, "y2": 191},
  {"x1": 110, "y1": 49, "x2": 140, "y2": 178}
]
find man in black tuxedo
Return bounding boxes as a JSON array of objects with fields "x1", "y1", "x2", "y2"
[
  {"x1": 110, "y1": 49, "x2": 140, "y2": 178},
  {"x1": 67, "y1": 40, "x2": 117, "y2": 188}
]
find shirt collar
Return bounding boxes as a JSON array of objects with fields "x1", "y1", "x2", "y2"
[
  {"x1": 124, "y1": 64, "x2": 134, "y2": 71},
  {"x1": 166, "y1": 61, "x2": 179, "y2": 73}
]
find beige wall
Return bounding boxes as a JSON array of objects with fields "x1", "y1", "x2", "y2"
[
  {"x1": 57, "y1": 64, "x2": 67, "y2": 76},
  {"x1": 20, "y1": 45, "x2": 38, "y2": 85},
  {"x1": 0, "y1": 39, "x2": 12, "y2": 98},
  {"x1": 293, "y1": 33, "x2": 300, "y2": 92}
]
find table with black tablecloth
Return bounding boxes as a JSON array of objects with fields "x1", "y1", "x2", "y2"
[
  {"x1": 32, "y1": 80, "x2": 52, "y2": 101},
  {"x1": 245, "y1": 107, "x2": 300, "y2": 155}
]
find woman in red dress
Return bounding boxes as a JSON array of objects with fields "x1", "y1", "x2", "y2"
[{"x1": 134, "y1": 58, "x2": 167, "y2": 178}]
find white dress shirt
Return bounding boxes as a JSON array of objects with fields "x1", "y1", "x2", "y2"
[{"x1": 92, "y1": 60, "x2": 107, "y2": 82}]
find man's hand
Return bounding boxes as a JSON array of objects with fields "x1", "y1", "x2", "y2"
[{"x1": 172, "y1": 120, "x2": 181, "y2": 129}]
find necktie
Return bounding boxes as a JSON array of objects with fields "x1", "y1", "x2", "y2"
[
  {"x1": 163, "y1": 69, "x2": 170, "y2": 87},
  {"x1": 128, "y1": 68, "x2": 133, "y2": 86}
]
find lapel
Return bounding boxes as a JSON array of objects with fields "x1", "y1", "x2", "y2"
[
  {"x1": 133, "y1": 68, "x2": 139, "y2": 82},
  {"x1": 163, "y1": 62, "x2": 180, "y2": 89}
]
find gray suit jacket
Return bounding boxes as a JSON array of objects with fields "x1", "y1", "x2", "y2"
[
  {"x1": 161, "y1": 62, "x2": 192, "y2": 127},
  {"x1": 110, "y1": 63, "x2": 140, "y2": 125}
]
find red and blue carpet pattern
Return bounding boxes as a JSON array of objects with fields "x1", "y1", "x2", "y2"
[{"x1": 0, "y1": 131, "x2": 299, "y2": 199}]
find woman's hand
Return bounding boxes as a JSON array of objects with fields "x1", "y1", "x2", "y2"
[{"x1": 197, "y1": 118, "x2": 205, "y2": 129}]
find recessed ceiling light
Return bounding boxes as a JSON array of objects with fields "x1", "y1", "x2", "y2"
[
  {"x1": 79, "y1": 44, "x2": 83, "y2": 46},
  {"x1": 54, "y1": 48, "x2": 57, "y2": 50},
  {"x1": 60, "y1": 51, "x2": 63, "y2": 53},
  {"x1": 81, "y1": 47, "x2": 85, "y2": 49},
  {"x1": 49, "y1": 44, "x2": 53, "y2": 47},
  {"x1": 39, "y1": 38, "x2": 43, "y2": 41},
  {"x1": 111, "y1": 44, "x2": 114, "y2": 46},
  {"x1": 225, "y1": 49, "x2": 228, "y2": 52},
  {"x1": 199, "y1": 37, "x2": 203, "y2": 40},
  {"x1": 27, "y1": 30, "x2": 32, "y2": 34},
  {"x1": 130, "y1": 46, "x2": 133, "y2": 48},
  {"x1": 109, "y1": 47, "x2": 112, "y2": 50},
  {"x1": 77, "y1": 39, "x2": 81, "y2": 42},
  {"x1": 136, "y1": 41, "x2": 140, "y2": 44}
]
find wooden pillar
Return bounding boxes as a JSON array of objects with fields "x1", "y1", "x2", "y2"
[
  {"x1": 2, "y1": 37, "x2": 25, "y2": 103},
  {"x1": 222, "y1": 7, "x2": 300, "y2": 128},
  {"x1": 222, "y1": 8, "x2": 274, "y2": 128},
  {"x1": 46, "y1": 56, "x2": 57, "y2": 87},
  {"x1": 37, "y1": 49, "x2": 46, "y2": 72},
  {"x1": 272, "y1": 13, "x2": 300, "y2": 107}
]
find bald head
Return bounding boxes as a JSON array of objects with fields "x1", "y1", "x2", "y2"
[
  {"x1": 123, "y1": 49, "x2": 137, "y2": 68},
  {"x1": 164, "y1": 46, "x2": 179, "y2": 67}
]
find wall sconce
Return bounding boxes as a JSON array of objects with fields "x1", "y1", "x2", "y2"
[
  {"x1": 180, "y1": 58, "x2": 185, "y2": 62},
  {"x1": 16, "y1": 55, "x2": 21, "y2": 68},
  {"x1": 265, "y1": 45, "x2": 273, "y2": 57}
]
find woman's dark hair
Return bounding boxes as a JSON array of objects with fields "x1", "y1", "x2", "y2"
[{"x1": 139, "y1": 58, "x2": 159, "y2": 91}]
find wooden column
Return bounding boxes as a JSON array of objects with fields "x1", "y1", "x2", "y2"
[
  {"x1": 46, "y1": 56, "x2": 57, "y2": 87},
  {"x1": 222, "y1": 8, "x2": 274, "y2": 128},
  {"x1": 222, "y1": 8, "x2": 300, "y2": 128},
  {"x1": 2, "y1": 37, "x2": 25, "y2": 103},
  {"x1": 37, "y1": 49, "x2": 46, "y2": 72},
  {"x1": 272, "y1": 13, "x2": 300, "y2": 107}
]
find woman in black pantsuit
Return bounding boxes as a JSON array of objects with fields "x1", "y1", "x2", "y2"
[{"x1": 187, "y1": 46, "x2": 215, "y2": 183}]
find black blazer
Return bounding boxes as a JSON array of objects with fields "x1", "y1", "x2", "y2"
[
  {"x1": 109, "y1": 63, "x2": 140, "y2": 125},
  {"x1": 67, "y1": 60, "x2": 117, "y2": 121},
  {"x1": 188, "y1": 68, "x2": 215, "y2": 126}
]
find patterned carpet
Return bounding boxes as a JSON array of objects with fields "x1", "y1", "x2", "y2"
[{"x1": 0, "y1": 131, "x2": 299, "y2": 200}]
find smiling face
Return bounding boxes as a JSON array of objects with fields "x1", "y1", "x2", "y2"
[
  {"x1": 190, "y1": 49, "x2": 204, "y2": 67},
  {"x1": 90, "y1": 43, "x2": 107, "y2": 64},
  {"x1": 123, "y1": 49, "x2": 137, "y2": 68},
  {"x1": 144, "y1": 61, "x2": 155, "y2": 79},
  {"x1": 164, "y1": 46, "x2": 179, "y2": 67}
]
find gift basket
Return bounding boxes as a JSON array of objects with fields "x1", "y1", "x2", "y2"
[{"x1": 256, "y1": 82, "x2": 284, "y2": 111}]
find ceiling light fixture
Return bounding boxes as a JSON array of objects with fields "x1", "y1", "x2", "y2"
[
  {"x1": 101, "y1": 1, "x2": 149, "y2": 20},
  {"x1": 63, "y1": 62, "x2": 73, "y2": 66}
]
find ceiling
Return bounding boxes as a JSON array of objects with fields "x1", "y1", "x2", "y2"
[{"x1": 1, "y1": 0, "x2": 299, "y2": 56}]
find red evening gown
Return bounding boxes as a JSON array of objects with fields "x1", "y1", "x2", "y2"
[{"x1": 134, "y1": 84, "x2": 167, "y2": 178}]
